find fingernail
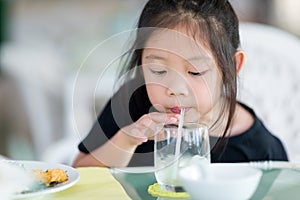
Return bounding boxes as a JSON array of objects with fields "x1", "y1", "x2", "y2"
[
  {"x1": 139, "y1": 137, "x2": 148, "y2": 142},
  {"x1": 168, "y1": 117, "x2": 178, "y2": 122},
  {"x1": 174, "y1": 114, "x2": 181, "y2": 118}
]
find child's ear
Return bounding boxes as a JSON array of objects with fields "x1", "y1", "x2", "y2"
[{"x1": 235, "y1": 50, "x2": 245, "y2": 75}]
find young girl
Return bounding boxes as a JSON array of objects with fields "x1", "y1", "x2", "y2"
[{"x1": 73, "y1": 0, "x2": 288, "y2": 168}]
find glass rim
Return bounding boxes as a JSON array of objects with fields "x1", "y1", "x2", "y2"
[{"x1": 156, "y1": 122, "x2": 208, "y2": 129}]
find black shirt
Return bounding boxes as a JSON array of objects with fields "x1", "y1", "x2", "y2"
[
  {"x1": 210, "y1": 104, "x2": 288, "y2": 163},
  {"x1": 78, "y1": 83, "x2": 288, "y2": 166}
]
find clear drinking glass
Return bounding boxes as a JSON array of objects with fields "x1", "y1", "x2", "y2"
[{"x1": 154, "y1": 122, "x2": 210, "y2": 192}]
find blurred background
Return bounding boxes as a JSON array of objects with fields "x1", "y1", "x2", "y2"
[{"x1": 0, "y1": 0, "x2": 299, "y2": 165}]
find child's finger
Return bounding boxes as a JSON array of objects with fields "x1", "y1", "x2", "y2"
[{"x1": 148, "y1": 112, "x2": 180, "y2": 124}]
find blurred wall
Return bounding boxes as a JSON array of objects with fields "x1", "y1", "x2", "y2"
[
  {"x1": 0, "y1": 0, "x2": 147, "y2": 161},
  {"x1": 231, "y1": 0, "x2": 300, "y2": 37}
]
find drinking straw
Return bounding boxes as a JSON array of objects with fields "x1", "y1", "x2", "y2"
[
  {"x1": 172, "y1": 108, "x2": 185, "y2": 179},
  {"x1": 175, "y1": 108, "x2": 185, "y2": 157}
]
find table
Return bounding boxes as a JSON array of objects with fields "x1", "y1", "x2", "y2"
[
  {"x1": 112, "y1": 168, "x2": 157, "y2": 200},
  {"x1": 17, "y1": 164, "x2": 300, "y2": 200},
  {"x1": 112, "y1": 166, "x2": 300, "y2": 200}
]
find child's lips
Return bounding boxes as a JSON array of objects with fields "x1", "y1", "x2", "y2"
[{"x1": 170, "y1": 107, "x2": 190, "y2": 114}]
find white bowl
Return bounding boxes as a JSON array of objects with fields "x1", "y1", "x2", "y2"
[{"x1": 179, "y1": 163, "x2": 262, "y2": 200}]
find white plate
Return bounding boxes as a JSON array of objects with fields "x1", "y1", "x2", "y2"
[{"x1": 7, "y1": 160, "x2": 80, "y2": 199}]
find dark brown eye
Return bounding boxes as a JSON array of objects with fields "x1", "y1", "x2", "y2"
[
  {"x1": 150, "y1": 68, "x2": 167, "y2": 75},
  {"x1": 188, "y1": 71, "x2": 206, "y2": 76}
]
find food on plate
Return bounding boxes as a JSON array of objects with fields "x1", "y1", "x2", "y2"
[{"x1": 32, "y1": 168, "x2": 68, "y2": 187}]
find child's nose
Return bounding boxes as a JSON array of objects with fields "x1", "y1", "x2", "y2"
[{"x1": 166, "y1": 75, "x2": 189, "y2": 96}]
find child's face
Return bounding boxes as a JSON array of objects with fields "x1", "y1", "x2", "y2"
[{"x1": 141, "y1": 27, "x2": 223, "y2": 123}]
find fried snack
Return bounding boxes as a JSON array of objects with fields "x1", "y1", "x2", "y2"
[{"x1": 32, "y1": 168, "x2": 68, "y2": 186}]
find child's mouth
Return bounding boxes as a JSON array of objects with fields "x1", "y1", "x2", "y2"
[{"x1": 170, "y1": 107, "x2": 189, "y2": 114}]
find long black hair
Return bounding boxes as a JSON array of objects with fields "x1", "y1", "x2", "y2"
[{"x1": 117, "y1": 0, "x2": 240, "y2": 152}]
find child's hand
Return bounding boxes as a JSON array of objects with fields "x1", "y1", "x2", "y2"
[{"x1": 121, "y1": 112, "x2": 180, "y2": 146}]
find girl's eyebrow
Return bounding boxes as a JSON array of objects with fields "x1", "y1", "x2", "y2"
[
  {"x1": 144, "y1": 54, "x2": 210, "y2": 60},
  {"x1": 144, "y1": 54, "x2": 213, "y2": 64},
  {"x1": 144, "y1": 54, "x2": 167, "y2": 61},
  {"x1": 186, "y1": 55, "x2": 212, "y2": 61}
]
